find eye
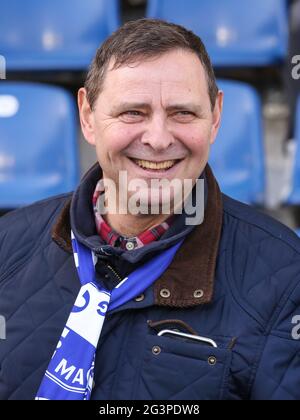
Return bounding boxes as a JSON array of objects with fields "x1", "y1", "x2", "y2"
[
  {"x1": 173, "y1": 111, "x2": 196, "y2": 122},
  {"x1": 177, "y1": 111, "x2": 194, "y2": 116},
  {"x1": 124, "y1": 111, "x2": 142, "y2": 116},
  {"x1": 119, "y1": 110, "x2": 144, "y2": 123}
]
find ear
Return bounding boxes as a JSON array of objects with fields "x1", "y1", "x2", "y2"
[
  {"x1": 210, "y1": 90, "x2": 224, "y2": 145},
  {"x1": 78, "y1": 88, "x2": 96, "y2": 146}
]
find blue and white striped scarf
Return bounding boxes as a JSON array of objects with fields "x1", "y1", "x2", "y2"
[{"x1": 36, "y1": 231, "x2": 183, "y2": 400}]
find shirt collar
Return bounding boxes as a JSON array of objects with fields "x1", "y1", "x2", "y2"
[{"x1": 93, "y1": 179, "x2": 174, "y2": 251}]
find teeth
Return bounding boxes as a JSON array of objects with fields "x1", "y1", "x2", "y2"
[{"x1": 133, "y1": 159, "x2": 177, "y2": 170}]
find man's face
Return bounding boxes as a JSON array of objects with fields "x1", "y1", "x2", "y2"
[{"x1": 79, "y1": 49, "x2": 223, "y2": 211}]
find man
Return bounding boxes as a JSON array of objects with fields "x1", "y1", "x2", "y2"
[{"x1": 1, "y1": 19, "x2": 300, "y2": 401}]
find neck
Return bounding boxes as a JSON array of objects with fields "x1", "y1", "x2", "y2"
[{"x1": 104, "y1": 213, "x2": 170, "y2": 238}]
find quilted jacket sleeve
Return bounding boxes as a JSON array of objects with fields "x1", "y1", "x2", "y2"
[
  {"x1": 0, "y1": 208, "x2": 33, "y2": 279},
  {"x1": 0, "y1": 194, "x2": 71, "y2": 280},
  {"x1": 251, "y1": 277, "x2": 300, "y2": 400}
]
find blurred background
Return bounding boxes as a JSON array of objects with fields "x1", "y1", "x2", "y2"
[{"x1": 0, "y1": 0, "x2": 299, "y2": 233}]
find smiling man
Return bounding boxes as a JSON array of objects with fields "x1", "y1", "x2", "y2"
[
  {"x1": 79, "y1": 38, "x2": 221, "y2": 235},
  {"x1": 1, "y1": 19, "x2": 300, "y2": 401}
]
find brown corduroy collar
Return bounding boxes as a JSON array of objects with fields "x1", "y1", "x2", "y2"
[{"x1": 52, "y1": 165, "x2": 223, "y2": 308}]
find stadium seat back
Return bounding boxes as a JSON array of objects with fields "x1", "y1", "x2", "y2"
[
  {"x1": 0, "y1": 0, "x2": 120, "y2": 70},
  {"x1": 209, "y1": 80, "x2": 265, "y2": 203},
  {"x1": 0, "y1": 82, "x2": 79, "y2": 208},
  {"x1": 147, "y1": 0, "x2": 288, "y2": 66},
  {"x1": 288, "y1": 97, "x2": 300, "y2": 204}
]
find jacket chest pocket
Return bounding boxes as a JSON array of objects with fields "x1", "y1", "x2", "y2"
[{"x1": 133, "y1": 334, "x2": 232, "y2": 400}]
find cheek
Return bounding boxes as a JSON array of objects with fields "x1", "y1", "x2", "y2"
[
  {"x1": 178, "y1": 127, "x2": 211, "y2": 157},
  {"x1": 96, "y1": 123, "x2": 141, "y2": 157}
]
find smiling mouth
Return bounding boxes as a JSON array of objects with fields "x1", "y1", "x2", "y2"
[{"x1": 130, "y1": 158, "x2": 182, "y2": 171}]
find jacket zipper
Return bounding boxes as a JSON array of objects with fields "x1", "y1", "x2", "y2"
[{"x1": 106, "y1": 264, "x2": 123, "y2": 283}]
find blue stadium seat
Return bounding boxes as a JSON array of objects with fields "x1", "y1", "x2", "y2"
[
  {"x1": 0, "y1": 82, "x2": 79, "y2": 208},
  {"x1": 147, "y1": 0, "x2": 288, "y2": 67},
  {"x1": 288, "y1": 97, "x2": 300, "y2": 204},
  {"x1": 0, "y1": 0, "x2": 120, "y2": 71},
  {"x1": 209, "y1": 80, "x2": 265, "y2": 204}
]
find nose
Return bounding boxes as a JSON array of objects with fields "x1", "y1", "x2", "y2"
[{"x1": 141, "y1": 114, "x2": 174, "y2": 151}]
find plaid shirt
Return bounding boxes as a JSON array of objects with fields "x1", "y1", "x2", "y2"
[{"x1": 93, "y1": 179, "x2": 173, "y2": 251}]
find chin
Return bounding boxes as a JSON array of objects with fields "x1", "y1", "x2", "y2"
[{"x1": 128, "y1": 188, "x2": 179, "y2": 217}]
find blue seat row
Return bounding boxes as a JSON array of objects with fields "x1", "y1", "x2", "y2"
[
  {"x1": 147, "y1": 0, "x2": 288, "y2": 67},
  {"x1": 209, "y1": 80, "x2": 264, "y2": 204},
  {"x1": 0, "y1": 80, "x2": 264, "y2": 208},
  {"x1": 0, "y1": 0, "x2": 120, "y2": 71},
  {"x1": 0, "y1": 82, "x2": 79, "y2": 208},
  {"x1": 0, "y1": 0, "x2": 288, "y2": 71}
]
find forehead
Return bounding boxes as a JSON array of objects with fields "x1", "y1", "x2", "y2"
[{"x1": 100, "y1": 49, "x2": 210, "y2": 103}]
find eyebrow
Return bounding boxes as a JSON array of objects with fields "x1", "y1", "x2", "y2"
[
  {"x1": 165, "y1": 103, "x2": 204, "y2": 115},
  {"x1": 112, "y1": 102, "x2": 204, "y2": 115},
  {"x1": 111, "y1": 102, "x2": 151, "y2": 114}
]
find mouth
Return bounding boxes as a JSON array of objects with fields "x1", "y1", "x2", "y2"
[{"x1": 129, "y1": 158, "x2": 183, "y2": 172}]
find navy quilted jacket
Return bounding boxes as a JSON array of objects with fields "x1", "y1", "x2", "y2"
[{"x1": 1, "y1": 165, "x2": 300, "y2": 400}]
